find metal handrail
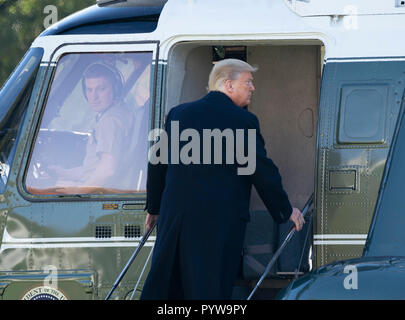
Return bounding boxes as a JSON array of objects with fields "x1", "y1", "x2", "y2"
[
  {"x1": 247, "y1": 193, "x2": 314, "y2": 300},
  {"x1": 105, "y1": 222, "x2": 157, "y2": 300}
]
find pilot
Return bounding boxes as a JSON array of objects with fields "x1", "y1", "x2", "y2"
[{"x1": 49, "y1": 62, "x2": 133, "y2": 191}]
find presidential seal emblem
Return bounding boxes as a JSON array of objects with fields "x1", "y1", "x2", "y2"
[{"x1": 21, "y1": 286, "x2": 68, "y2": 300}]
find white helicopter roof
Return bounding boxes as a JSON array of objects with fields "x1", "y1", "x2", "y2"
[
  {"x1": 286, "y1": 0, "x2": 405, "y2": 16},
  {"x1": 154, "y1": 0, "x2": 405, "y2": 60},
  {"x1": 33, "y1": 0, "x2": 405, "y2": 62},
  {"x1": 97, "y1": 0, "x2": 405, "y2": 16}
]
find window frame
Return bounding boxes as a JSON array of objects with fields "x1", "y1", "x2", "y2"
[
  {"x1": 19, "y1": 41, "x2": 160, "y2": 202},
  {"x1": 0, "y1": 47, "x2": 44, "y2": 194},
  {"x1": 336, "y1": 82, "x2": 390, "y2": 146}
]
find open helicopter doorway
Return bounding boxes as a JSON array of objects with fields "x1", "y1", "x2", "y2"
[{"x1": 165, "y1": 41, "x2": 322, "y2": 296}]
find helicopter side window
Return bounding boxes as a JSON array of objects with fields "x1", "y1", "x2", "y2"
[
  {"x1": 25, "y1": 52, "x2": 153, "y2": 195},
  {"x1": 337, "y1": 84, "x2": 389, "y2": 145},
  {"x1": 0, "y1": 48, "x2": 43, "y2": 194}
]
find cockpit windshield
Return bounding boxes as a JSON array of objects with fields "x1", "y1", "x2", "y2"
[{"x1": 25, "y1": 51, "x2": 152, "y2": 195}]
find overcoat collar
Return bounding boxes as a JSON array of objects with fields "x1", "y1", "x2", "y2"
[{"x1": 204, "y1": 90, "x2": 248, "y2": 110}]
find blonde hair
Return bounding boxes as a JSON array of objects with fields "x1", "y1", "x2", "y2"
[{"x1": 208, "y1": 58, "x2": 258, "y2": 91}]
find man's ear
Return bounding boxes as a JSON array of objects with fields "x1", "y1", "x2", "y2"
[{"x1": 224, "y1": 79, "x2": 233, "y2": 93}]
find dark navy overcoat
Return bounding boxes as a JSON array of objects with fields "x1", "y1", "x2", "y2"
[{"x1": 140, "y1": 91, "x2": 292, "y2": 299}]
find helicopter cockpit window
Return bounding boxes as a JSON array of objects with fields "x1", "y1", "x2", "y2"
[
  {"x1": 0, "y1": 48, "x2": 43, "y2": 194},
  {"x1": 25, "y1": 52, "x2": 152, "y2": 195}
]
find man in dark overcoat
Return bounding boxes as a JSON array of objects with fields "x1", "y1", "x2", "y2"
[{"x1": 140, "y1": 59, "x2": 305, "y2": 300}]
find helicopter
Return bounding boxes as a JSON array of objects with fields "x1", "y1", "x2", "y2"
[{"x1": 0, "y1": 0, "x2": 405, "y2": 300}]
